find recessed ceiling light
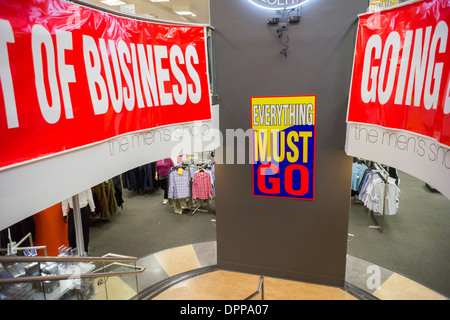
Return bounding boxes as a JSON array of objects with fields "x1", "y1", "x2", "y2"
[
  {"x1": 174, "y1": 10, "x2": 195, "y2": 16},
  {"x1": 173, "y1": 5, "x2": 195, "y2": 16},
  {"x1": 101, "y1": 0, "x2": 126, "y2": 6}
]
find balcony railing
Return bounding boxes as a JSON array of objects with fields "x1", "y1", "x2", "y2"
[
  {"x1": 245, "y1": 276, "x2": 265, "y2": 300},
  {"x1": 0, "y1": 253, "x2": 146, "y2": 300}
]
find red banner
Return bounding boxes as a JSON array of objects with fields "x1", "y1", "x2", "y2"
[
  {"x1": 347, "y1": 0, "x2": 450, "y2": 147},
  {"x1": 0, "y1": 0, "x2": 211, "y2": 169}
]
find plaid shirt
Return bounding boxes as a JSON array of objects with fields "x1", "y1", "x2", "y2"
[
  {"x1": 168, "y1": 169, "x2": 190, "y2": 199},
  {"x1": 192, "y1": 170, "x2": 213, "y2": 199}
]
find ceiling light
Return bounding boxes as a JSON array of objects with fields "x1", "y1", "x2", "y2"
[
  {"x1": 174, "y1": 10, "x2": 195, "y2": 15},
  {"x1": 101, "y1": 0, "x2": 126, "y2": 6},
  {"x1": 173, "y1": 5, "x2": 195, "y2": 16}
]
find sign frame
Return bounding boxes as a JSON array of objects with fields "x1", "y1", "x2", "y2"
[{"x1": 251, "y1": 95, "x2": 316, "y2": 201}]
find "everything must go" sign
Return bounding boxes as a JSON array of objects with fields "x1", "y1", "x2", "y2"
[{"x1": 252, "y1": 96, "x2": 316, "y2": 200}]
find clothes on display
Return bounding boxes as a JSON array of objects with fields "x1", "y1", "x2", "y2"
[
  {"x1": 359, "y1": 173, "x2": 400, "y2": 216},
  {"x1": 66, "y1": 206, "x2": 91, "y2": 252},
  {"x1": 167, "y1": 165, "x2": 190, "y2": 214},
  {"x1": 61, "y1": 189, "x2": 96, "y2": 253},
  {"x1": 156, "y1": 158, "x2": 175, "y2": 201},
  {"x1": 168, "y1": 197, "x2": 191, "y2": 215},
  {"x1": 351, "y1": 161, "x2": 368, "y2": 196},
  {"x1": 122, "y1": 163, "x2": 157, "y2": 193},
  {"x1": 112, "y1": 176, "x2": 124, "y2": 209},
  {"x1": 351, "y1": 159, "x2": 401, "y2": 217},
  {"x1": 168, "y1": 167, "x2": 191, "y2": 199},
  {"x1": 156, "y1": 158, "x2": 175, "y2": 179},
  {"x1": 166, "y1": 159, "x2": 215, "y2": 214},
  {"x1": 61, "y1": 190, "x2": 96, "y2": 217},
  {"x1": 91, "y1": 179, "x2": 118, "y2": 220},
  {"x1": 192, "y1": 169, "x2": 214, "y2": 200}
]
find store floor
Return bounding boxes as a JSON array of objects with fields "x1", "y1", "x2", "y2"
[
  {"x1": 89, "y1": 188, "x2": 217, "y2": 258},
  {"x1": 94, "y1": 241, "x2": 446, "y2": 300},
  {"x1": 88, "y1": 170, "x2": 449, "y2": 299}
]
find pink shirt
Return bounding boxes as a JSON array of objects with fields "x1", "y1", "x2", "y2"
[{"x1": 156, "y1": 158, "x2": 174, "y2": 177}]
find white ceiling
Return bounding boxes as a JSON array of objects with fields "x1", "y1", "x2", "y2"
[{"x1": 85, "y1": 0, "x2": 210, "y2": 25}]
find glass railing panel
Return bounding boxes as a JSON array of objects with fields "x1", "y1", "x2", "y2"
[
  {"x1": 0, "y1": 254, "x2": 145, "y2": 300},
  {"x1": 0, "y1": 260, "x2": 98, "y2": 300},
  {"x1": 91, "y1": 261, "x2": 139, "y2": 300}
]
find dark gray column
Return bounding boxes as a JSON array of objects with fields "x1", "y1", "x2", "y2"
[{"x1": 210, "y1": 0, "x2": 368, "y2": 287}]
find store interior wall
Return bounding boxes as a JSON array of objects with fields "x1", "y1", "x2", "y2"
[{"x1": 210, "y1": 0, "x2": 368, "y2": 287}]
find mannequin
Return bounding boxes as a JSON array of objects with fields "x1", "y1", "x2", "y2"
[
  {"x1": 156, "y1": 158, "x2": 174, "y2": 204},
  {"x1": 62, "y1": 189, "x2": 95, "y2": 254}
]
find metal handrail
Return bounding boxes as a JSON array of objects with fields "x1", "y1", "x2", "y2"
[
  {"x1": 245, "y1": 276, "x2": 264, "y2": 300},
  {"x1": 0, "y1": 254, "x2": 137, "y2": 264},
  {"x1": 0, "y1": 267, "x2": 146, "y2": 284},
  {"x1": 0, "y1": 253, "x2": 146, "y2": 285}
]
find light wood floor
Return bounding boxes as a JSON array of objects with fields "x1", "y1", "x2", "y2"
[
  {"x1": 136, "y1": 242, "x2": 447, "y2": 300},
  {"x1": 94, "y1": 241, "x2": 447, "y2": 300},
  {"x1": 152, "y1": 269, "x2": 357, "y2": 300}
]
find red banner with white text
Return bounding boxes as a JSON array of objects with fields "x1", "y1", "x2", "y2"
[
  {"x1": 346, "y1": 0, "x2": 450, "y2": 199},
  {"x1": 347, "y1": 0, "x2": 450, "y2": 146},
  {"x1": 0, "y1": 0, "x2": 211, "y2": 169}
]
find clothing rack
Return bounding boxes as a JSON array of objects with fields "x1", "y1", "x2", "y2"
[
  {"x1": 367, "y1": 168, "x2": 388, "y2": 232},
  {"x1": 170, "y1": 159, "x2": 213, "y2": 215},
  {"x1": 187, "y1": 159, "x2": 213, "y2": 215},
  {"x1": 353, "y1": 159, "x2": 400, "y2": 233}
]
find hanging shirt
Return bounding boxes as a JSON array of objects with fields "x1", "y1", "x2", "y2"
[
  {"x1": 385, "y1": 177, "x2": 400, "y2": 215},
  {"x1": 205, "y1": 168, "x2": 215, "y2": 184},
  {"x1": 192, "y1": 170, "x2": 213, "y2": 199},
  {"x1": 358, "y1": 173, "x2": 372, "y2": 202},
  {"x1": 168, "y1": 169, "x2": 190, "y2": 199},
  {"x1": 351, "y1": 162, "x2": 368, "y2": 191},
  {"x1": 190, "y1": 166, "x2": 198, "y2": 179},
  {"x1": 365, "y1": 178, "x2": 385, "y2": 213},
  {"x1": 62, "y1": 189, "x2": 96, "y2": 216},
  {"x1": 205, "y1": 168, "x2": 215, "y2": 196}
]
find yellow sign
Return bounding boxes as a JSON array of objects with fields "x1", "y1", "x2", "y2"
[{"x1": 252, "y1": 96, "x2": 316, "y2": 132}]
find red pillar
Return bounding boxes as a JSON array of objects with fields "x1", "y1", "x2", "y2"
[{"x1": 33, "y1": 203, "x2": 68, "y2": 256}]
